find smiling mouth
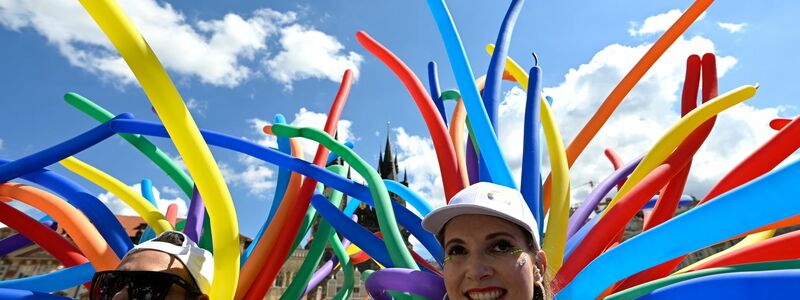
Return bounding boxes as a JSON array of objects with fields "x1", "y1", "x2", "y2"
[{"x1": 465, "y1": 288, "x2": 507, "y2": 300}]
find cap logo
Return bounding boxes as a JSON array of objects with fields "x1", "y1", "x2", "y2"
[{"x1": 486, "y1": 191, "x2": 511, "y2": 205}]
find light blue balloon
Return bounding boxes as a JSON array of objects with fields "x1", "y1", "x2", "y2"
[
  {"x1": 384, "y1": 180, "x2": 433, "y2": 216},
  {"x1": 556, "y1": 158, "x2": 800, "y2": 299},
  {"x1": 425, "y1": 0, "x2": 516, "y2": 189}
]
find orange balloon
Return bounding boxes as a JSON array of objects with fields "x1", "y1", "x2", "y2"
[{"x1": 0, "y1": 182, "x2": 120, "y2": 270}]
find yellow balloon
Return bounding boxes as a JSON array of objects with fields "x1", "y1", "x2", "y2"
[
  {"x1": 60, "y1": 156, "x2": 173, "y2": 234},
  {"x1": 603, "y1": 85, "x2": 757, "y2": 213},
  {"x1": 673, "y1": 229, "x2": 775, "y2": 275},
  {"x1": 77, "y1": 1, "x2": 239, "y2": 298},
  {"x1": 486, "y1": 44, "x2": 571, "y2": 275}
]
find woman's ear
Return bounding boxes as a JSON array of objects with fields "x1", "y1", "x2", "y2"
[{"x1": 536, "y1": 250, "x2": 548, "y2": 278}]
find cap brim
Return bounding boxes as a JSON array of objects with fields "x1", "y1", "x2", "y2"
[{"x1": 422, "y1": 203, "x2": 536, "y2": 242}]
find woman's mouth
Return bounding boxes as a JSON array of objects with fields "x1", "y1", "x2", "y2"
[{"x1": 465, "y1": 287, "x2": 507, "y2": 300}]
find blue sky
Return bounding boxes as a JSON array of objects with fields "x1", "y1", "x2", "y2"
[{"x1": 1, "y1": 0, "x2": 797, "y2": 246}]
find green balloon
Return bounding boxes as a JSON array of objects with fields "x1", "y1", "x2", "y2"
[{"x1": 271, "y1": 124, "x2": 417, "y2": 271}]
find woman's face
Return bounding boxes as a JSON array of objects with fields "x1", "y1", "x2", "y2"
[{"x1": 442, "y1": 214, "x2": 545, "y2": 300}]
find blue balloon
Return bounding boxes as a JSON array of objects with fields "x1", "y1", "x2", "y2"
[
  {"x1": 425, "y1": 0, "x2": 516, "y2": 189},
  {"x1": 427, "y1": 61, "x2": 447, "y2": 124},
  {"x1": 138, "y1": 178, "x2": 157, "y2": 243},
  {"x1": 521, "y1": 64, "x2": 543, "y2": 232},
  {"x1": 556, "y1": 158, "x2": 800, "y2": 299},
  {"x1": 241, "y1": 114, "x2": 291, "y2": 266},
  {"x1": 637, "y1": 270, "x2": 800, "y2": 300},
  {"x1": 0, "y1": 263, "x2": 94, "y2": 293},
  {"x1": 107, "y1": 118, "x2": 444, "y2": 264}
]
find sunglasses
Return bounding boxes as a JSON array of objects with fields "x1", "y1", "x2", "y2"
[{"x1": 90, "y1": 270, "x2": 202, "y2": 300}]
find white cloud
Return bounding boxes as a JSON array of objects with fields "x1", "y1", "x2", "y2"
[
  {"x1": 629, "y1": 9, "x2": 706, "y2": 37},
  {"x1": 264, "y1": 24, "x2": 363, "y2": 90},
  {"x1": 718, "y1": 22, "x2": 747, "y2": 33},
  {"x1": 0, "y1": 1, "x2": 359, "y2": 88},
  {"x1": 96, "y1": 183, "x2": 188, "y2": 217},
  {"x1": 394, "y1": 127, "x2": 446, "y2": 208},
  {"x1": 186, "y1": 98, "x2": 208, "y2": 117}
]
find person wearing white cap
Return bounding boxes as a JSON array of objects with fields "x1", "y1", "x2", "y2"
[
  {"x1": 423, "y1": 182, "x2": 550, "y2": 300},
  {"x1": 89, "y1": 231, "x2": 213, "y2": 300}
]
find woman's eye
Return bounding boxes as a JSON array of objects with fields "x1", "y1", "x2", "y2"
[
  {"x1": 490, "y1": 240, "x2": 514, "y2": 254},
  {"x1": 446, "y1": 245, "x2": 467, "y2": 256}
]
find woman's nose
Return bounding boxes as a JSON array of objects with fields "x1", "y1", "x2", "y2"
[{"x1": 464, "y1": 255, "x2": 493, "y2": 281}]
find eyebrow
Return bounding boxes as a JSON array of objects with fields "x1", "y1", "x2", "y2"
[
  {"x1": 444, "y1": 238, "x2": 466, "y2": 249},
  {"x1": 485, "y1": 232, "x2": 518, "y2": 242}
]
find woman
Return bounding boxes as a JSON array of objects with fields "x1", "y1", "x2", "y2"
[{"x1": 423, "y1": 182, "x2": 550, "y2": 300}]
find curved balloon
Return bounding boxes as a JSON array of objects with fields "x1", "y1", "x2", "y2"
[
  {"x1": 427, "y1": 61, "x2": 447, "y2": 124},
  {"x1": 60, "y1": 156, "x2": 173, "y2": 234},
  {"x1": 303, "y1": 239, "x2": 351, "y2": 298},
  {"x1": 482, "y1": 0, "x2": 524, "y2": 130},
  {"x1": 356, "y1": 31, "x2": 463, "y2": 199},
  {"x1": 264, "y1": 114, "x2": 291, "y2": 227},
  {"x1": 636, "y1": 269, "x2": 800, "y2": 300},
  {"x1": 0, "y1": 118, "x2": 133, "y2": 257},
  {"x1": 106, "y1": 118, "x2": 443, "y2": 265},
  {"x1": 383, "y1": 179, "x2": 433, "y2": 217},
  {"x1": 424, "y1": 0, "x2": 516, "y2": 189},
  {"x1": 78, "y1": 1, "x2": 241, "y2": 297},
  {"x1": 0, "y1": 203, "x2": 87, "y2": 267},
  {"x1": 0, "y1": 288, "x2": 73, "y2": 299},
  {"x1": 0, "y1": 263, "x2": 94, "y2": 293},
  {"x1": 165, "y1": 203, "x2": 178, "y2": 227},
  {"x1": 605, "y1": 260, "x2": 800, "y2": 300},
  {"x1": 241, "y1": 70, "x2": 353, "y2": 300},
  {"x1": 0, "y1": 183, "x2": 119, "y2": 270},
  {"x1": 603, "y1": 84, "x2": 757, "y2": 214},
  {"x1": 365, "y1": 268, "x2": 446, "y2": 300},
  {"x1": 555, "y1": 158, "x2": 800, "y2": 299},
  {"x1": 566, "y1": 157, "x2": 641, "y2": 240}
]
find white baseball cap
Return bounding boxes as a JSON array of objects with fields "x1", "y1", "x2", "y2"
[
  {"x1": 127, "y1": 231, "x2": 214, "y2": 294},
  {"x1": 422, "y1": 182, "x2": 540, "y2": 246}
]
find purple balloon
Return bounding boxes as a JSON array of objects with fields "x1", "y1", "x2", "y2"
[
  {"x1": 366, "y1": 268, "x2": 445, "y2": 300},
  {"x1": 566, "y1": 156, "x2": 642, "y2": 239},
  {"x1": 183, "y1": 185, "x2": 205, "y2": 243},
  {"x1": 466, "y1": 141, "x2": 479, "y2": 184}
]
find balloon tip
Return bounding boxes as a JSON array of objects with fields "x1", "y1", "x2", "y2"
[
  {"x1": 754, "y1": 83, "x2": 760, "y2": 90},
  {"x1": 532, "y1": 52, "x2": 539, "y2": 67}
]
